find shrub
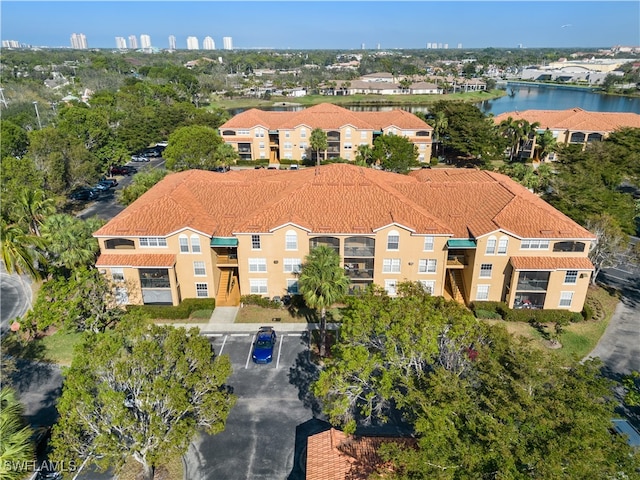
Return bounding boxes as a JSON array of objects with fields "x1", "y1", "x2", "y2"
[
  {"x1": 127, "y1": 298, "x2": 216, "y2": 319},
  {"x1": 470, "y1": 301, "x2": 509, "y2": 318},
  {"x1": 241, "y1": 295, "x2": 281, "y2": 309},
  {"x1": 581, "y1": 303, "x2": 594, "y2": 321},
  {"x1": 503, "y1": 308, "x2": 581, "y2": 324},
  {"x1": 474, "y1": 309, "x2": 502, "y2": 319}
]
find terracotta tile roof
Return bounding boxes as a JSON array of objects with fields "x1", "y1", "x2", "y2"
[
  {"x1": 510, "y1": 256, "x2": 594, "y2": 270},
  {"x1": 306, "y1": 428, "x2": 416, "y2": 480},
  {"x1": 493, "y1": 108, "x2": 640, "y2": 132},
  {"x1": 219, "y1": 103, "x2": 433, "y2": 132},
  {"x1": 95, "y1": 165, "x2": 594, "y2": 243},
  {"x1": 95, "y1": 253, "x2": 176, "y2": 267}
]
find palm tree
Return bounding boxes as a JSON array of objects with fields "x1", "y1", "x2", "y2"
[
  {"x1": 15, "y1": 188, "x2": 56, "y2": 237},
  {"x1": 355, "y1": 144, "x2": 374, "y2": 166},
  {"x1": 534, "y1": 129, "x2": 557, "y2": 162},
  {"x1": 0, "y1": 387, "x2": 34, "y2": 480},
  {"x1": 0, "y1": 220, "x2": 46, "y2": 281},
  {"x1": 431, "y1": 111, "x2": 448, "y2": 159},
  {"x1": 498, "y1": 116, "x2": 519, "y2": 161},
  {"x1": 298, "y1": 246, "x2": 350, "y2": 357},
  {"x1": 310, "y1": 128, "x2": 328, "y2": 167},
  {"x1": 518, "y1": 120, "x2": 541, "y2": 160}
]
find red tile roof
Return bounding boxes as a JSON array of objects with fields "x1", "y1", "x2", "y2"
[
  {"x1": 96, "y1": 253, "x2": 176, "y2": 268},
  {"x1": 306, "y1": 428, "x2": 416, "y2": 480},
  {"x1": 493, "y1": 108, "x2": 640, "y2": 132},
  {"x1": 94, "y1": 165, "x2": 594, "y2": 242},
  {"x1": 510, "y1": 256, "x2": 594, "y2": 270},
  {"x1": 219, "y1": 103, "x2": 433, "y2": 132}
]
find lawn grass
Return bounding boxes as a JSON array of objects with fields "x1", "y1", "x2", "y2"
[
  {"x1": 189, "y1": 309, "x2": 214, "y2": 319},
  {"x1": 482, "y1": 284, "x2": 619, "y2": 364},
  {"x1": 118, "y1": 455, "x2": 183, "y2": 480},
  {"x1": 235, "y1": 304, "x2": 343, "y2": 324},
  {"x1": 37, "y1": 331, "x2": 84, "y2": 366}
]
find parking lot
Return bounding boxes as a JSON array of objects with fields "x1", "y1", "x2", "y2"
[{"x1": 184, "y1": 330, "x2": 325, "y2": 480}]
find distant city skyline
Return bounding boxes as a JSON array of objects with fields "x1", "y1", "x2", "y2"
[{"x1": 1, "y1": 1, "x2": 638, "y2": 50}]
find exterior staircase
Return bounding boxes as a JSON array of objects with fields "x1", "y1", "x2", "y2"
[
  {"x1": 216, "y1": 270, "x2": 241, "y2": 307},
  {"x1": 448, "y1": 270, "x2": 466, "y2": 304}
]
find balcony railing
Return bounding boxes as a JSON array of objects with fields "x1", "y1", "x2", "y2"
[
  {"x1": 345, "y1": 268, "x2": 373, "y2": 279},
  {"x1": 140, "y1": 278, "x2": 171, "y2": 289},
  {"x1": 516, "y1": 280, "x2": 549, "y2": 291},
  {"x1": 217, "y1": 254, "x2": 238, "y2": 265},
  {"x1": 344, "y1": 246, "x2": 375, "y2": 257},
  {"x1": 446, "y1": 254, "x2": 467, "y2": 266}
]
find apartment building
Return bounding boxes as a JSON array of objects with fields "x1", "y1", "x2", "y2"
[
  {"x1": 219, "y1": 103, "x2": 434, "y2": 164},
  {"x1": 94, "y1": 164, "x2": 595, "y2": 312},
  {"x1": 494, "y1": 108, "x2": 640, "y2": 160}
]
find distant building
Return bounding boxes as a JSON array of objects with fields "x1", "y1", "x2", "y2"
[
  {"x1": 70, "y1": 33, "x2": 87, "y2": 49},
  {"x1": 128, "y1": 35, "x2": 139, "y2": 49},
  {"x1": 223, "y1": 36, "x2": 233, "y2": 50},
  {"x1": 186, "y1": 36, "x2": 199, "y2": 50},
  {"x1": 115, "y1": 36, "x2": 127, "y2": 49},
  {"x1": 168, "y1": 35, "x2": 176, "y2": 51},
  {"x1": 2, "y1": 40, "x2": 21, "y2": 48},
  {"x1": 203, "y1": 36, "x2": 215, "y2": 50},
  {"x1": 140, "y1": 34, "x2": 152, "y2": 50}
]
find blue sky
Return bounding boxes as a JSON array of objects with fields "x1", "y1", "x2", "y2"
[{"x1": 2, "y1": 1, "x2": 639, "y2": 50}]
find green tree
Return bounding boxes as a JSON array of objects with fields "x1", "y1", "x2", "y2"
[
  {"x1": 372, "y1": 133, "x2": 419, "y2": 173},
  {"x1": 429, "y1": 110, "x2": 448, "y2": 159},
  {"x1": 298, "y1": 246, "x2": 349, "y2": 357},
  {"x1": 585, "y1": 214, "x2": 629, "y2": 285},
  {"x1": 623, "y1": 371, "x2": 640, "y2": 407},
  {"x1": 534, "y1": 128, "x2": 557, "y2": 161},
  {"x1": 119, "y1": 169, "x2": 169, "y2": 206},
  {"x1": 0, "y1": 157, "x2": 44, "y2": 224},
  {"x1": 0, "y1": 388, "x2": 34, "y2": 480},
  {"x1": 354, "y1": 144, "x2": 374, "y2": 166},
  {"x1": 50, "y1": 319, "x2": 235, "y2": 480},
  {"x1": 15, "y1": 188, "x2": 56, "y2": 237},
  {"x1": 0, "y1": 219, "x2": 46, "y2": 281},
  {"x1": 309, "y1": 128, "x2": 328, "y2": 166},
  {"x1": 163, "y1": 125, "x2": 237, "y2": 171},
  {"x1": 0, "y1": 120, "x2": 29, "y2": 158}
]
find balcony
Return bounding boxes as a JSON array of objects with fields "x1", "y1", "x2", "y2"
[
  {"x1": 345, "y1": 267, "x2": 373, "y2": 280},
  {"x1": 344, "y1": 246, "x2": 375, "y2": 257},
  {"x1": 446, "y1": 254, "x2": 467, "y2": 268},
  {"x1": 217, "y1": 254, "x2": 238, "y2": 266}
]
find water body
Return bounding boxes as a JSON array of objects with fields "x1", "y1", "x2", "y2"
[{"x1": 231, "y1": 85, "x2": 640, "y2": 116}]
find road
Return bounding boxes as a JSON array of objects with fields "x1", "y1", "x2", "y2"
[{"x1": 0, "y1": 269, "x2": 31, "y2": 335}]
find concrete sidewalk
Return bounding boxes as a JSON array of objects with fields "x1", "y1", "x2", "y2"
[{"x1": 166, "y1": 321, "x2": 340, "y2": 334}]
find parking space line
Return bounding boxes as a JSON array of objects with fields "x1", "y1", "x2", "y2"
[
  {"x1": 231, "y1": 333, "x2": 250, "y2": 337},
  {"x1": 276, "y1": 335, "x2": 284, "y2": 369},
  {"x1": 245, "y1": 334, "x2": 257, "y2": 369},
  {"x1": 217, "y1": 335, "x2": 228, "y2": 356}
]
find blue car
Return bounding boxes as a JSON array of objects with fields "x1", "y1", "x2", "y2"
[{"x1": 252, "y1": 327, "x2": 277, "y2": 364}]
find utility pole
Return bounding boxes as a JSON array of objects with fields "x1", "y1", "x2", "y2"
[{"x1": 0, "y1": 88, "x2": 7, "y2": 108}]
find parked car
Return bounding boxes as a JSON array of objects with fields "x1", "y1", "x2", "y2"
[
  {"x1": 68, "y1": 188, "x2": 99, "y2": 201},
  {"x1": 290, "y1": 164, "x2": 299, "y2": 170},
  {"x1": 110, "y1": 165, "x2": 137, "y2": 176},
  {"x1": 252, "y1": 327, "x2": 277, "y2": 364},
  {"x1": 131, "y1": 155, "x2": 149, "y2": 162},
  {"x1": 95, "y1": 179, "x2": 118, "y2": 191}
]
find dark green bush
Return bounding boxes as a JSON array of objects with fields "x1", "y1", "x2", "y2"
[
  {"x1": 503, "y1": 308, "x2": 581, "y2": 324},
  {"x1": 474, "y1": 309, "x2": 502, "y2": 319},
  {"x1": 127, "y1": 298, "x2": 216, "y2": 319},
  {"x1": 241, "y1": 295, "x2": 281, "y2": 309},
  {"x1": 470, "y1": 301, "x2": 509, "y2": 318},
  {"x1": 581, "y1": 303, "x2": 594, "y2": 321}
]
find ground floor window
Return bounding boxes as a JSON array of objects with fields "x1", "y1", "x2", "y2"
[
  {"x1": 420, "y1": 280, "x2": 435, "y2": 294},
  {"x1": 385, "y1": 279, "x2": 397, "y2": 296},
  {"x1": 196, "y1": 283, "x2": 209, "y2": 298},
  {"x1": 559, "y1": 291, "x2": 573, "y2": 308},
  {"x1": 115, "y1": 287, "x2": 129, "y2": 305},
  {"x1": 287, "y1": 279, "x2": 299, "y2": 294},
  {"x1": 250, "y1": 279, "x2": 268, "y2": 294},
  {"x1": 476, "y1": 284, "x2": 490, "y2": 301}
]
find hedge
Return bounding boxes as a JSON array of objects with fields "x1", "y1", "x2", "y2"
[
  {"x1": 241, "y1": 295, "x2": 282, "y2": 309},
  {"x1": 127, "y1": 298, "x2": 216, "y2": 319},
  {"x1": 471, "y1": 301, "x2": 583, "y2": 324}
]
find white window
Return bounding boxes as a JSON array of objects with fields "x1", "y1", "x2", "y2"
[
  {"x1": 238, "y1": 130, "x2": 250, "y2": 135},
  {"x1": 287, "y1": 279, "x2": 299, "y2": 294},
  {"x1": 419, "y1": 144, "x2": 426, "y2": 150},
  {"x1": 345, "y1": 152, "x2": 351, "y2": 160},
  {"x1": 283, "y1": 258, "x2": 302, "y2": 273},
  {"x1": 190, "y1": 235, "x2": 201, "y2": 253},
  {"x1": 249, "y1": 258, "x2": 267, "y2": 272},
  {"x1": 485, "y1": 236, "x2": 496, "y2": 255},
  {"x1": 285, "y1": 131, "x2": 290, "y2": 138},
  {"x1": 564, "y1": 270, "x2": 578, "y2": 284},
  {"x1": 476, "y1": 285, "x2": 490, "y2": 301},
  {"x1": 251, "y1": 235, "x2": 261, "y2": 250},
  {"x1": 111, "y1": 268, "x2": 124, "y2": 282},
  {"x1": 284, "y1": 142, "x2": 292, "y2": 150},
  {"x1": 497, "y1": 237, "x2": 508, "y2": 255},
  {"x1": 344, "y1": 143, "x2": 352, "y2": 149},
  {"x1": 179, "y1": 235, "x2": 189, "y2": 253},
  {"x1": 250, "y1": 279, "x2": 268, "y2": 294},
  {"x1": 255, "y1": 128, "x2": 264, "y2": 138},
  {"x1": 361, "y1": 131, "x2": 367, "y2": 140},
  {"x1": 300, "y1": 143, "x2": 307, "y2": 150},
  {"x1": 387, "y1": 230, "x2": 399, "y2": 250},
  {"x1": 193, "y1": 261, "x2": 206, "y2": 276},
  {"x1": 196, "y1": 283, "x2": 209, "y2": 298},
  {"x1": 284, "y1": 152, "x2": 292, "y2": 159},
  {"x1": 418, "y1": 259, "x2": 437, "y2": 273},
  {"x1": 382, "y1": 258, "x2": 401, "y2": 273},
  {"x1": 559, "y1": 291, "x2": 573, "y2": 308},
  {"x1": 285, "y1": 230, "x2": 297, "y2": 250},
  {"x1": 520, "y1": 239, "x2": 550, "y2": 250},
  {"x1": 423, "y1": 236, "x2": 434, "y2": 251},
  {"x1": 139, "y1": 237, "x2": 167, "y2": 248},
  {"x1": 259, "y1": 142, "x2": 265, "y2": 149},
  {"x1": 404, "y1": 131, "x2": 415, "y2": 137},
  {"x1": 260, "y1": 151, "x2": 266, "y2": 158},
  {"x1": 420, "y1": 280, "x2": 435, "y2": 294},
  {"x1": 300, "y1": 128, "x2": 307, "y2": 138},
  {"x1": 385, "y1": 280, "x2": 397, "y2": 296},
  {"x1": 479, "y1": 264, "x2": 493, "y2": 278}
]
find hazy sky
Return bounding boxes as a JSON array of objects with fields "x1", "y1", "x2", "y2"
[{"x1": 2, "y1": 1, "x2": 639, "y2": 50}]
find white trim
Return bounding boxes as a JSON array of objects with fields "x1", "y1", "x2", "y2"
[
  {"x1": 268, "y1": 222, "x2": 312, "y2": 233},
  {"x1": 372, "y1": 222, "x2": 416, "y2": 234}
]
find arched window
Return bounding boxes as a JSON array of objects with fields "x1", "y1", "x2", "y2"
[
  {"x1": 497, "y1": 236, "x2": 509, "y2": 255},
  {"x1": 179, "y1": 234, "x2": 189, "y2": 253},
  {"x1": 345, "y1": 128, "x2": 352, "y2": 139},
  {"x1": 285, "y1": 230, "x2": 298, "y2": 250},
  {"x1": 300, "y1": 127, "x2": 307, "y2": 138},
  {"x1": 105, "y1": 238, "x2": 135, "y2": 250},
  {"x1": 587, "y1": 133, "x2": 603, "y2": 143},
  {"x1": 485, "y1": 236, "x2": 497, "y2": 255},
  {"x1": 570, "y1": 132, "x2": 586, "y2": 143},
  {"x1": 191, "y1": 235, "x2": 201, "y2": 253},
  {"x1": 387, "y1": 230, "x2": 399, "y2": 250}
]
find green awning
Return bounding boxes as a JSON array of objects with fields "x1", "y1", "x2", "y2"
[
  {"x1": 210, "y1": 237, "x2": 238, "y2": 247},
  {"x1": 447, "y1": 239, "x2": 477, "y2": 248}
]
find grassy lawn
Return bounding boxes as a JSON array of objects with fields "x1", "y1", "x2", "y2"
[
  {"x1": 482, "y1": 284, "x2": 619, "y2": 364},
  {"x1": 117, "y1": 455, "x2": 183, "y2": 480},
  {"x1": 235, "y1": 303, "x2": 343, "y2": 324},
  {"x1": 2, "y1": 330, "x2": 84, "y2": 367},
  {"x1": 212, "y1": 89, "x2": 506, "y2": 110}
]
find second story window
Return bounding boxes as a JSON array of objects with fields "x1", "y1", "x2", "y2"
[
  {"x1": 251, "y1": 235, "x2": 261, "y2": 250},
  {"x1": 387, "y1": 230, "x2": 399, "y2": 251},
  {"x1": 423, "y1": 236, "x2": 434, "y2": 251},
  {"x1": 497, "y1": 237, "x2": 508, "y2": 255},
  {"x1": 249, "y1": 258, "x2": 267, "y2": 272},
  {"x1": 485, "y1": 236, "x2": 496, "y2": 255},
  {"x1": 191, "y1": 235, "x2": 201, "y2": 253},
  {"x1": 179, "y1": 235, "x2": 189, "y2": 253},
  {"x1": 139, "y1": 237, "x2": 167, "y2": 248},
  {"x1": 564, "y1": 270, "x2": 578, "y2": 284}
]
